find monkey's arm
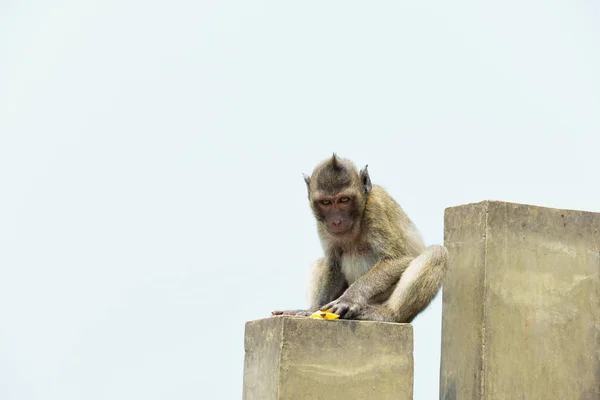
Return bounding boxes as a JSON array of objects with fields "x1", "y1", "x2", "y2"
[
  {"x1": 271, "y1": 257, "x2": 347, "y2": 317},
  {"x1": 322, "y1": 256, "x2": 411, "y2": 318},
  {"x1": 347, "y1": 257, "x2": 412, "y2": 300},
  {"x1": 309, "y1": 256, "x2": 348, "y2": 310}
]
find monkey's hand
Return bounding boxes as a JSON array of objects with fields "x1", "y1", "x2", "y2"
[
  {"x1": 271, "y1": 309, "x2": 313, "y2": 317},
  {"x1": 321, "y1": 294, "x2": 367, "y2": 320}
]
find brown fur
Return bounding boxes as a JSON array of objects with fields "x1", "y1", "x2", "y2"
[{"x1": 272, "y1": 154, "x2": 448, "y2": 323}]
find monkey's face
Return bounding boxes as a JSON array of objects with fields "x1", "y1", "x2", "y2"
[
  {"x1": 304, "y1": 154, "x2": 371, "y2": 236},
  {"x1": 313, "y1": 193, "x2": 358, "y2": 235}
]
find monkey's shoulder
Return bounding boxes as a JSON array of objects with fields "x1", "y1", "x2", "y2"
[
  {"x1": 364, "y1": 185, "x2": 407, "y2": 224},
  {"x1": 362, "y1": 185, "x2": 424, "y2": 256},
  {"x1": 367, "y1": 185, "x2": 402, "y2": 208}
]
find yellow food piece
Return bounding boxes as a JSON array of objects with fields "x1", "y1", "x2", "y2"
[{"x1": 310, "y1": 309, "x2": 340, "y2": 320}]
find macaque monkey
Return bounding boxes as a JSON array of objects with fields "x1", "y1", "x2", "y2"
[{"x1": 272, "y1": 154, "x2": 448, "y2": 323}]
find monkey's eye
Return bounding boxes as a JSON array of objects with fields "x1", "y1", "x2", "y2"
[
  {"x1": 339, "y1": 197, "x2": 350, "y2": 203},
  {"x1": 320, "y1": 200, "x2": 332, "y2": 206}
]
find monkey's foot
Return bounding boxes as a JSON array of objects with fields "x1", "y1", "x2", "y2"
[
  {"x1": 352, "y1": 305, "x2": 397, "y2": 323},
  {"x1": 271, "y1": 309, "x2": 313, "y2": 317}
]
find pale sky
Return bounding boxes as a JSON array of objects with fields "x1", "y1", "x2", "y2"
[{"x1": 1, "y1": 1, "x2": 599, "y2": 399}]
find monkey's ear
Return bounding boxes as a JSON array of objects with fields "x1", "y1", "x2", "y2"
[
  {"x1": 303, "y1": 173, "x2": 311, "y2": 186},
  {"x1": 303, "y1": 173, "x2": 312, "y2": 199},
  {"x1": 360, "y1": 165, "x2": 372, "y2": 195}
]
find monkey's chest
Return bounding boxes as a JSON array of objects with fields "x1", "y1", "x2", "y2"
[{"x1": 340, "y1": 251, "x2": 379, "y2": 285}]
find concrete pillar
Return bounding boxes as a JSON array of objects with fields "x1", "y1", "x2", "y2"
[
  {"x1": 440, "y1": 201, "x2": 600, "y2": 400},
  {"x1": 243, "y1": 316, "x2": 413, "y2": 400}
]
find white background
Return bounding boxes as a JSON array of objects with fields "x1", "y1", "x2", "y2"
[{"x1": 1, "y1": 1, "x2": 598, "y2": 399}]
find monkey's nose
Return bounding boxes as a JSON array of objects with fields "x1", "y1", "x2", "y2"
[{"x1": 332, "y1": 220, "x2": 342, "y2": 227}]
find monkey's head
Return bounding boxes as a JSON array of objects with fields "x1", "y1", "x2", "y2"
[{"x1": 303, "y1": 154, "x2": 372, "y2": 236}]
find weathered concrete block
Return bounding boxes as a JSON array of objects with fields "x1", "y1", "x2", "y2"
[
  {"x1": 243, "y1": 316, "x2": 413, "y2": 400},
  {"x1": 440, "y1": 201, "x2": 600, "y2": 400}
]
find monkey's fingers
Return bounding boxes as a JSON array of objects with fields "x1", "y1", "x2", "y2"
[
  {"x1": 294, "y1": 310, "x2": 314, "y2": 317},
  {"x1": 343, "y1": 305, "x2": 361, "y2": 319},
  {"x1": 320, "y1": 301, "x2": 338, "y2": 313},
  {"x1": 334, "y1": 302, "x2": 364, "y2": 319},
  {"x1": 322, "y1": 300, "x2": 342, "y2": 314},
  {"x1": 271, "y1": 310, "x2": 303, "y2": 316},
  {"x1": 329, "y1": 303, "x2": 351, "y2": 318}
]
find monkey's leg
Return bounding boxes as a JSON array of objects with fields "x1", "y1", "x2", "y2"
[
  {"x1": 351, "y1": 305, "x2": 398, "y2": 322},
  {"x1": 384, "y1": 245, "x2": 448, "y2": 323},
  {"x1": 321, "y1": 255, "x2": 414, "y2": 319},
  {"x1": 271, "y1": 257, "x2": 347, "y2": 317}
]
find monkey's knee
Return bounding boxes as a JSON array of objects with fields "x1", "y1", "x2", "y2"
[{"x1": 424, "y1": 245, "x2": 448, "y2": 269}]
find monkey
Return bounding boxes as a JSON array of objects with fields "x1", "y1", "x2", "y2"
[{"x1": 271, "y1": 154, "x2": 448, "y2": 323}]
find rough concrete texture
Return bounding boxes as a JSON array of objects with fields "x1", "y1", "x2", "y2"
[
  {"x1": 440, "y1": 201, "x2": 600, "y2": 400},
  {"x1": 243, "y1": 316, "x2": 413, "y2": 400}
]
